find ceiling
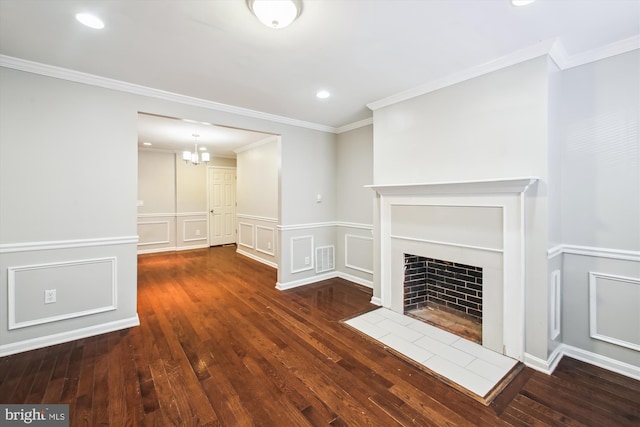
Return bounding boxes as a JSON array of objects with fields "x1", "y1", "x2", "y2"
[{"x1": 1, "y1": 0, "x2": 638, "y2": 154}]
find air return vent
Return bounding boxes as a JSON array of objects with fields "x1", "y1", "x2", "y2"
[{"x1": 315, "y1": 245, "x2": 335, "y2": 273}]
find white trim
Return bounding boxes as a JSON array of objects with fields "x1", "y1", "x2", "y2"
[
  {"x1": 177, "y1": 212, "x2": 208, "y2": 217},
  {"x1": 561, "y1": 344, "x2": 640, "y2": 381},
  {"x1": 278, "y1": 222, "x2": 336, "y2": 231},
  {"x1": 390, "y1": 234, "x2": 503, "y2": 254},
  {"x1": 366, "y1": 177, "x2": 538, "y2": 196},
  {"x1": 336, "y1": 221, "x2": 374, "y2": 230},
  {"x1": 0, "y1": 315, "x2": 140, "y2": 357},
  {"x1": 559, "y1": 35, "x2": 640, "y2": 70},
  {"x1": 337, "y1": 271, "x2": 373, "y2": 289},
  {"x1": 0, "y1": 236, "x2": 138, "y2": 253},
  {"x1": 234, "y1": 135, "x2": 278, "y2": 153},
  {"x1": 370, "y1": 296, "x2": 382, "y2": 306},
  {"x1": 182, "y1": 218, "x2": 207, "y2": 242},
  {"x1": 547, "y1": 245, "x2": 563, "y2": 259},
  {"x1": 589, "y1": 272, "x2": 640, "y2": 352},
  {"x1": 176, "y1": 244, "x2": 209, "y2": 251},
  {"x1": 367, "y1": 37, "x2": 640, "y2": 111},
  {"x1": 550, "y1": 270, "x2": 561, "y2": 341},
  {"x1": 547, "y1": 244, "x2": 640, "y2": 261},
  {"x1": 523, "y1": 346, "x2": 564, "y2": 375},
  {"x1": 137, "y1": 220, "x2": 171, "y2": 246},
  {"x1": 290, "y1": 235, "x2": 314, "y2": 273},
  {"x1": 562, "y1": 245, "x2": 640, "y2": 262},
  {"x1": 279, "y1": 221, "x2": 373, "y2": 231},
  {"x1": 524, "y1": 344, "x2": 640, "y2": 380},
  {"x1": 236, "y1": 248, "x2": 278, "y2": 269},
  {"x1": 236, "y1": 213, "x2": 279, "y2": 223},
  {"x1": 137, "y1": 212, "x2": 176, "y2": 218},
  {"x1": 255, "y1": 225, "x2": 276, "y2": 256},
  {"x1": 137, "y1": 244, "x2": 209, "y2": 255},
  {"x1": 345, "y1": 234, "x2": 374, "y2": 274},
  {"x1": 8, "y1": 257, "x2": 117, "y2": 330},
  {"x1": 336, "y1": 117, "x2": 373, "y2": 134},
  {"x1": 276, "y1": 271, "x2": 336, "y2": 291},
  {"x1": 238, "y1": 222, "x2": 255, "y2": 249},
  {"x1": 0, "y1": 55, "x2": 336, "y2": 133}
]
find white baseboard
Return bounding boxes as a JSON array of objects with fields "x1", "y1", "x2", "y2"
[
  {"x1": 236, "y1": 248, "x2": 278, "y2": 269},
  {"x1": 138, "y1": 244, "x2": 209, "y2": 255},
  {"x1": 370, "y1": 296, "x2": 382, "y2": 306},
  {"x1": 276, "y1": 270, "x2": 374, "y2": 291},
  {"x1": 524, "y1": 344, "x2": 640, "y2": 380},
  {"x1": 276, "y1": 271, "x2": 338, "y2": 290},
  {"x1": 0, "y1": 315, "x2": 140, "y2": 357},
  {"x1": 336, "y1": 272, "x2": 373, "y2": 288},
  {"x1": 562, "y1": 344, "x2": 640, "y2": 380}
]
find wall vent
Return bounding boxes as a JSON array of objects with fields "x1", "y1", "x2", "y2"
[{"x1": 316, "y1": 246, "x2": 335, "y2": 273}]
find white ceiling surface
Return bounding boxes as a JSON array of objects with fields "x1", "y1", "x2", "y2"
[{"x1": 1, "y1": 0, "x2": 639, "y2": 151}]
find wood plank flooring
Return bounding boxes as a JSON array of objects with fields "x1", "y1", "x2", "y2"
[{"x1": 1, "y1": 246, "x2": 639, "y2": 426}]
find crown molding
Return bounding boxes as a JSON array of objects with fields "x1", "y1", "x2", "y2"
[
  {"x1": 367, "y1": 36, "x2": 640, "y2": 111},
  {"x1": 0, "y1": 55, "x2": 337, "y2": 134},
  {"x1": 336, "y1": 117, "x2": 373, "y2": 134},
  {"x1": 234, "y1": 135, "x2": 279, "y2": 154}
]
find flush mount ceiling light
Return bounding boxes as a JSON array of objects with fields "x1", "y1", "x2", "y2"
[
  {"x1": 247, "y1": 0, "x2": 302, "y2": 29},
  {"x1": 316, "y1": 90, "x2": 330, "y2": 99},
  {"x1": 511, "y1": 0, "x2": 535, "y2": 6},
  {"x1": 75, "y1": 12, "x2": 105, "y2": 29},
  {"x1": 183, "y1": 134, "x2": 210, "y2": 165}
]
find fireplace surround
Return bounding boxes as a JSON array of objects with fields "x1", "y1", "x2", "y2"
[{"x1": 368, "y1": 177, "x2": 538, "y2": 360}]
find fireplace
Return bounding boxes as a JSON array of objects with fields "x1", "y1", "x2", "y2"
[
  {"x1": 403, "y1": 254, "x2": 483, "y2": 343},
  {"x1": 368, "y1": 177, "x2": 537, "y2": 360}
]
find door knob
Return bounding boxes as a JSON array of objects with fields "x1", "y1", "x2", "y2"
[{"x1": 210, "y1": 209, "x2": 214, "y2": 214}]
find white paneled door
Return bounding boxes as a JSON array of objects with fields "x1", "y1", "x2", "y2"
[{"x1": 208, "y1": 167, "x2": 236, "y2": 246}]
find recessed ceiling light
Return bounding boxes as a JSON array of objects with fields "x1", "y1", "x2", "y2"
[
  {"x1": 511, "y1": 0, "x2": 535, "y2": 6},
  {"x1": 316, "y1": 90, "x2": 330, "y2": 99},
  {"x1": 75, "y1": 13, "x2": 105, "y2": 29},
  {"x1": 200, "y1": 147, "x2": 207, "y2": 151},
  {"x1": 142, "y1": 142, "x2": 152, "y2": 146}
]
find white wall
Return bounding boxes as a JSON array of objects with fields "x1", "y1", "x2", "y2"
[
  {"x1": 558, "y1": 50, "x2": 640, "y2": 369},
  {"x1": 0, "y1": 65, "x2": 336, "y2": 354},
  {"x1": 236, "y1": 137, "x2": 279, "y2": 267},
  {"x1": 372, "y1": 57, "x2": 552, "y2": 361},
  {"x1": 336, "y1": 125, "x2": 374, "y2": 286}
]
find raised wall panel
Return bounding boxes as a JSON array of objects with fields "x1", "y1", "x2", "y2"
[
  {"x1": 291, "y1": 235, "x2": 314, "y2": 273},
  {"x1": 589, "y1": 272, "x2": 640, "y2": 351},
  {"x1": 238, "y1": 222, "x2": 255, "y2": 249},
  {"x1": 8, "y1": 257, "x2": 117, "y2": 329},
  {"x1": 256, "y1": 225, "x2": 275, "y2": 256},
  {"x1": 183, "y1": 218, "x2": 207, "y2": 242},
  {"x1": 137, "y1": 220, "x2": 170, "y2": 246},
  {"x1": 345, "y1": 234, "x2": 374, "y2": 274}
]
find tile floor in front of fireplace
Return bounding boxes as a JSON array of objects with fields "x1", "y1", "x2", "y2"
[{"x1": 345, "y1": 307, "x2": 518, "y2": 398}]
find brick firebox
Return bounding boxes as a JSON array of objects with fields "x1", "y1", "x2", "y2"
[{"x1": 403, "y1": 254, "x2": 483, "y2": 324}]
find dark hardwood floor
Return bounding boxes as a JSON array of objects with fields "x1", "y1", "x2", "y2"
[{"x1": 1, "y1": 246, "x2": 638, "y2": 426}]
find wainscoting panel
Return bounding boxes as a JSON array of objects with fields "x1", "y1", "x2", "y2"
[
  {"x1": 345, "y1": 234, "x2": 374, "y2": 274},
  {"x1": 238, "y1": 222, "x2": 255, "y2": 249},
  {"x1": 8, "y1": 257, "x2": 117, "y2": 329},
  {"x1": 182, "y1": 218, "x2": 207, "y2": 243},
  {"x1": 291, "y1": 235, "x2": 314, "y2": 273},
  {"x1": 589, "y1": 272, "x2": 640, "y2": 351},
  {"x1": 256, "y1": 225, "x2": 275, "y2": 256},
  {"x1": 137, "y1": 220, "x2": 170, "y2": 246}
]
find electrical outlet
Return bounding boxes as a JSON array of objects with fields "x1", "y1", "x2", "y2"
[
  {"x1": 195, "y1": 229, "x2": 201, "y2": 236},
  {"x1": 267, "y1": 242, "x2": 271, "y2": 250},
  {"x1": 44, "y1": 289, "x2": 56, "y2": 304},
  {"x1": 304, "y1": 256, "x2": 310, "y2": 265}
]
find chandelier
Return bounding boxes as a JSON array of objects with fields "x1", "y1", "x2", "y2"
[{"x1": 182, "y1": 134, "x2": 210, "y2": 165}]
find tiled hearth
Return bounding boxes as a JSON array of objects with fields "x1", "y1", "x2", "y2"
[{"x1": 345, "y1": 308, "x2": 519, "y2": 403}]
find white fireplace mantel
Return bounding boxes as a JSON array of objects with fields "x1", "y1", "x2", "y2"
[
  {"x1": 366, "y1": 176, "x2": 538, "y2": 196},
  {"x1": 369, "y1": 176, "x2": 539, "y2": 361}
]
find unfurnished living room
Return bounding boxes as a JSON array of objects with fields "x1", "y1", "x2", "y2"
[{"x1": 0, "y1": 0, "x2": 639, "y2": 425}]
